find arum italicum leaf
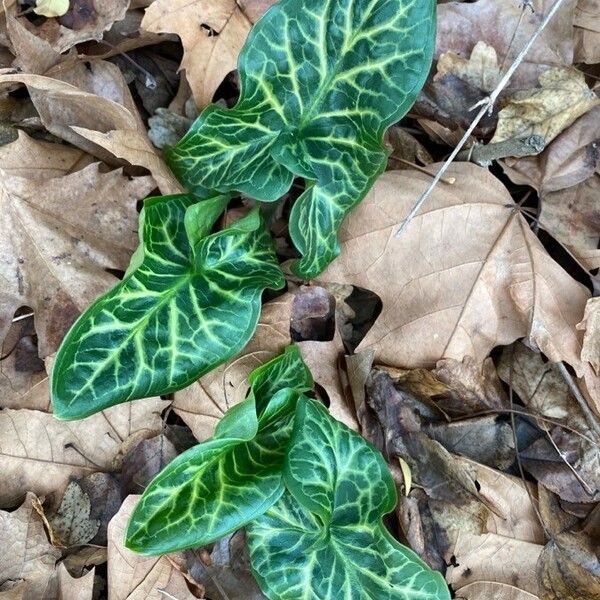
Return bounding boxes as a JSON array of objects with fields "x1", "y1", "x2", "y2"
[
  {"x1": 51, "y1": 194, "x2": 285, "y2": 420},
  {"x1": 125, "y1": 345, "x2": 313, "y2": 555},
  {"x1": 247, "y1": 398, "x2": 451, "y2": 600},
  {"x1": 167, "y1": 0, "x2": 436, "y2": 279}
]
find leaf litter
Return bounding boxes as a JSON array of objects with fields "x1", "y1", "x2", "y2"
[{"x1": 0, "y1": 0, "x2": 599, "y2": 598}]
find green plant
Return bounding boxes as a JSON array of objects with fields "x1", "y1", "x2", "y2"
[
  {"x1": 50, "y1": 0, "x2": 443, "y2": 596},
  {"x1": 126, "y1": 346, "x2": 450, "y2": 599}
]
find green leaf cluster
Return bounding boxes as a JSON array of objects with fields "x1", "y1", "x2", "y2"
[
  {"x1": 168, "y1": 0, "x2": 436, "y2": 278},
  {"x1": 126, "y1": 346, "x2": 450, "y2": 600}
]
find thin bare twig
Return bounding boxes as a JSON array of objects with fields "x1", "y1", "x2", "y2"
[
  {"x1": 395, "y1": 0, "x2": 568, "y2": 239},
  {"x1": 556, "y1": 362, "x2": 600, "y2": 438}
]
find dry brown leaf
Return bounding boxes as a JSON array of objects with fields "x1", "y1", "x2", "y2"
[
  {"x1": 437, "y1": 0, "x2": 577, "y2": 92},
  {"x1": 498, "y1": 342, "x2": 571, "y2": 419},
  {"x1": 501, "y1": 106, "x2": 600, "y2": 194},
  {"x1": 142, "y1": 0, "x2": 275, "y2": 108},
  {"x1": 490, "y1": 68, "x2": 599, "y2": 150},
  {"x1": 537, "y1": 531, "x2": 600, "y2": 599},
  {"x1": 540, "y1": 176, "x2": 600, "y2": 271},
  {"x1": 366, "y1": 369, "x2": 544, "y2": 571},
  {"x1": 173, "y1": 294, "x2": 293, "y2": 441},
  {"x1": 435, "y1": 40, "x2": 501, "y2": 93},
  {"x1": 455, "y1": 582, "x2": 539, "y2": 600},
  {"x1": 56, "y1": 564, "x2": 94, "y2": 600},
  {"x1": 447, "y1": 532, "x2": 543, "y2": 596},
  {"x1": 107, "y1": 495, "x2": 200, "y2": 600},
  {"x1": 32, "y1": 0, "x2": 130, "y2": 54},
  {"x1": 0, "y1": 397, "x2": 168, "y2": 509},
  {"x1": 433, "y1": 356, "x2": 509, "y2": 414},
  {"x1": 0, "y1": 61, "x2": 181, "y2": 195},
  {"x1": 0, "y1": 132, "x2": 155, "y2": 358},
  {"x1": 0, "y1": 492, "x2": 61, "y2": 598},
  {"x1": 317, "y1": 164, "x2": 599, "y2": 413},
  {"x1": 577, "y1": 297, "x2": 600, "y2": 376},
  {"x1": 46, "y1": 481, "x2": 99, "y2": 548}
]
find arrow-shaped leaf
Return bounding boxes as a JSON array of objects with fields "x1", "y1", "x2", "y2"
[
  {"x1": 125, "y1": 345, "x2": 313, "y2": 554},
  {"x1": 167, "y1": 0, "x2": 436, "y2": 278},
  {"x1": 247, "y1": 398, "x2": 451, "y2": 600},
  {"x1": 51, "y1": 194, "x2": 285, "y2": 420}
]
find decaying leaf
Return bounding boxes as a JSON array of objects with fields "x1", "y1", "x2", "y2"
[
  {"x1": 46, "y1": 481, "x2": 100, "y2": 548},
  {"x1": 0, "y1": 493, "x2": 61, "y2": 598},
  {"x1": 56, "y1": 564, "x2": 95, "y2": 600},
  {"x1": 107, "y1": 496, "x2": 201, "y2": 600},
  {"x1": 577, "y1": 297, "x2": 600, "y2": 375},
  {"x1": 317, "y1": 164, "x2": 600, "y2": 413},
  {"x1": 435, "y1": 40, "x2": 501, "y2": 93},
  {"x1": 490, "y1": 68, "x2": 599, "y2": 151},
  {"x1": 537, "y1": 531, "x2": 600, "y2": 599},
  {"x1": 0, "y1": 398, "x2": 168, "y2": 508},
  {"x1": 540, "y1": 175, "x2": 600, "y2": 271},
  {"x1": 497, "y1": 342, "x2": 571, "y2": 419},
  {"x1": 574, "y1": 0, "x2": 600, "y2": 63},
  {"x1": 0, "y1": 61, "x2": 181, "y2": 195},
  {"x1": 0, "y1": 132, "x2": 155, "y2": 358},
  {"x1": 501, "y1": 105, "x2": 600, "y2": 194},
  {"x1": 141, "y1": 0, "x2": 275, "y2": 108},
  {"x1": 437, "y1": 0, "x2": 577, "y2": 92},
  {"x1": 455, "y1": 582, "x2": 539, "y2": 600}
]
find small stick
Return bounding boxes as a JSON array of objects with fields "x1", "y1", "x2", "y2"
[
  {"x1": 395, "y1": 0, "x2": 568, "y2": 239},
  {"x1": 389, "y1": 155, "x2": 456, "y2": 184},
  {"x1": 556, "y1": 362, "x2": 600, "y2": 438}
]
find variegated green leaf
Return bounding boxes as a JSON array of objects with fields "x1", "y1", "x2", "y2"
[
  {"x1": 51, "y1": 195, "x2": 285, "y2": 420},
  {"x1": 167, "y1": 0, "x2": 436, "y2": 278},
  {"x1": 125, "y1": 345, "x2": 313, "y2": 554},
  {"x1": 247, "y1": 398, "x2": 450, "y2": 600}
]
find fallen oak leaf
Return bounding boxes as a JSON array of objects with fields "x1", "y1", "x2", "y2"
[
  {"x1": 316, "y1": 164, "x2": 600, "y2": 414},
  {"x1": 490, "y1": 68, "x2": 599, "y2": 152}
]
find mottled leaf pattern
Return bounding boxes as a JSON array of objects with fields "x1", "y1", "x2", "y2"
[
  {"x1": 167, "y1": 0, "x2": 436, "y2": 277},
  {"x1": 247, "y1": 398, "x2": 450, "y2": 600},
  {"x1": 125, "y1": 345, "x2": 313, "y2": 554},
  {"x1": 51, "y1": 195, "x2": 285, "y2": 420}
]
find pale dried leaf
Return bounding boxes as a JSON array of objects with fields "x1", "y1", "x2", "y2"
[
  {"x1": 108, "y1": 495, "x2": 200, "y2": 600},
  {"x1": 435, "y1": 41, "x2": 501, "y2": 93},
  {"x1": 0, "y1": 62, "x2": 181, "y2": 195},
  {"x1": 0, "y1": 398, "x2": 168, "y2": 508},
  {"x1": 0, "y1": 493, "x2": 61, "y2": 595},
  {"x1": 491, "y1": 68, "x2": 599, "y2": 150},
  {"x1": 56, "y1": 564, "x2": 94, "y2": 600},
  {"x1": 456, "y1": 582, "x2": 539, "y2": 600},
  {"x1": 437, "y1": 0, "x2": 577, "y2": 91},
  {"x1": 501, "y1": 106, "x2": 600, "y2": 194},
  {"x1": 577, "y1": 297, "x2": 600, "y2": 375},
  {"x1": 446, "y1": 532, "x2": 542, "y2": 596},
  {"x1": 34, "y1": 0, "x2": 69, "y2": 18},
  {"x1": 317, "y1": 164, "x2": 599, "y2": 413}
]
